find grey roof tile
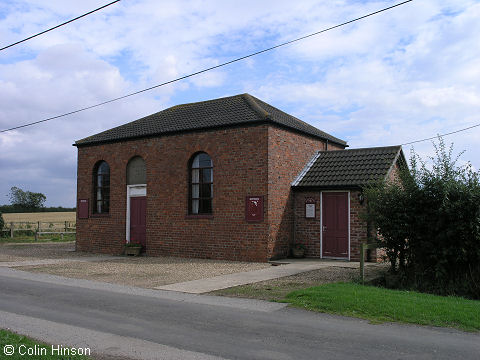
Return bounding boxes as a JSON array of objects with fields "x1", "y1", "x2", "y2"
[
  {"x1": 75, "y1": 94, "x2": 346, "y2": 147},
  {"x1": 293, "y1": 146, "x2": 403, "y2": 188}
]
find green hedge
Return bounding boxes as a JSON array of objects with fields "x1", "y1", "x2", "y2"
[
  {"x1": 0, "y1": 205, "x2": 75, "y2": 213},
  {"x1": 364, "y1": 138, "x2": 480, "y2": 299}
]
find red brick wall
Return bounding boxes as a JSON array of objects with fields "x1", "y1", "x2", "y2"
[
  {"x1": 77, "y1": 125, "x2": 270, "y2": 261},
  {"x1": 293, "y1": 190, "x2": 374, "y2": 262},
  {"x1": 267, "y1": 128, "x2": 343, "y2": 259},
  {"x1": 76, "y1": 123, "x2": 348, "y2": 262},
  {"x1": 293, "y1": 191, "x2": 321, "y2": 257},
  {"x1": 349, "y1": 190, "x2": 368, "y2": 262}
]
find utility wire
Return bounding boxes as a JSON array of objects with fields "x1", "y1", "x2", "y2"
[
  {"x1": 401, "y1": 123, "x2": 480, "y2": 146},
  {"x1": 0, "y1": 0, "x2": 121, "y2": 52},
  {"x1": 0, "y1": 0, "x2": 412, "y2": 133}
]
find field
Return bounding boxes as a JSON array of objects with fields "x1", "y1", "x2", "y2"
[
  {"x1": 2, "y1": 212, "x2": 76, "y2": 223},
  {"x1": 1, "y1": 212, "x2": 76, "y2": 242}
]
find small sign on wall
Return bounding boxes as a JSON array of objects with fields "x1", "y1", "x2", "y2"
[
  {"x1": 78, "y1": 199, "x2": 89, "y2": 219},
  {"x1": 305, "y1": 198, "x2": 316, "y2": 219},
  {"x1": 245, "y1": 196, "x2": 264, "y2": 222}
]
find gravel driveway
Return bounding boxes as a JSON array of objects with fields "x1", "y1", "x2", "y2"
[
  {"x1": 1, "y1": 242, "x2": 270, "y2": 288},
  {"x1": 1, "y1": 242, "x2": 379, "y2": 291},
  {"x1": 18, "y1": 256, "x2": 270, "y2": 288},
  {"x1": 0, "y1": 241, "x2": 85, "y2": 262}
]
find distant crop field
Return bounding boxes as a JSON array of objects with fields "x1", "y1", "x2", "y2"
[{"x1": 2, "y1": 212, "x2": 76, "y2": 223}]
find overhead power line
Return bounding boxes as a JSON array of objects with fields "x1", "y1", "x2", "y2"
[
  {"x1": 0, "y1": 0, "x2": 121, "y2": 52},
  {"x1": 401, "y1": 122, "x2": 480, "y2": 146},
  {"x1": 0, "y1": 0, "x2": 413, "y2": 134}
]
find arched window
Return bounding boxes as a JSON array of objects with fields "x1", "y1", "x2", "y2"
[
  {"x1": 127, "y1": 156, "x2": 146, "y2": 185},
  {"x1": 93, "y1": 161, "x2": 110, "y2": 214},
  {"x1": 189, "y1": 153, "x2": 213, "y2": 214}
]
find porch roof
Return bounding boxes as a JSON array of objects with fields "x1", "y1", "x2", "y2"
[{"x1": 292, "y1": 146, "x2": 405, "y2": 189}]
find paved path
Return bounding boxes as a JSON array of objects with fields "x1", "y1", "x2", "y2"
[
  {"x1": 156, "y1": 259, "x2": 366, "y2": 293},
  {"x1": 0, "y1": 251, "x2": 372, "y2": 293},
  {"x1": 0, "y1": 268, "x2": 478, "y2": 360}
]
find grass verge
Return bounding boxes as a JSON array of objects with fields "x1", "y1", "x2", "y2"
[
  {"x1": 284, "y1": 282, "x2": 480, "y2": 331},
  {"x1": 0, "y1": 329, "x2": 91, "y2": 359},
  {"x1": 0, "y1": 234, "x2": 75, "y2": 243},
  {"x1": 210, "y1": 266, "x2": 383, "y2": 301}
]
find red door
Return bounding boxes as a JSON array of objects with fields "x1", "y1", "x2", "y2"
[
  {"x1": 322, "y1": 192, "x2": 348, "y2": 258},
  {"x1": 130, "y1": 196, "x2": 146, "y2": 247}
]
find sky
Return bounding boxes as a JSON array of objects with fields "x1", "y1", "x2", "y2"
[{"x1": 0, "y1": 0, "x2": 479, "y2": 207}]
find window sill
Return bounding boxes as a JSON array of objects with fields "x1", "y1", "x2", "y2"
[
  {"x1": 185, "y1": 214, "x2": 214, "y2": 219},
  {"x1": 91, "y1": 213, "x2": 110, "y2": 218}
]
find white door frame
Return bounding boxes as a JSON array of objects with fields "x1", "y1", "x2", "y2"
[
  {"x1": 320, "y1": 190, "x2": 350, "y2": 260},
  {"x1": 126, "y1": 184, "x2": 146, "y2": 243}
]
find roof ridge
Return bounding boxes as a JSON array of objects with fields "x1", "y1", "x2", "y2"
[
  {"x1": 166, "y1": 93, "x2": 247, "y2": 111},
  {"x1": 74, "y1": 93, "x2": 348, "y2": 147},
  {"x1": 242, "y1": 93, "x2": 270, "y2": 120},
  {"x1": 248, "y1": 95, "x2": 347, "y2": 146},
  {"x1": 248, "y1": 95, "x2": 308, "y2": 125},
  {"x1": 317, "y1": 145, "x2": 401, "y2": 153}
]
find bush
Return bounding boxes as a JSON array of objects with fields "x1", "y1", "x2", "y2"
[{"x1": 364, "y1": 138, "x2": 480, "y2": 299}]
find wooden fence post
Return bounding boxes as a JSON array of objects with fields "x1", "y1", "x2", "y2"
[
  {"x1": 37, "y1": 221, "x2": 41, "y2": 232},
  {"x1": 360, "y1": 243, "x2": 365, "y2": 284},
  {"x1": 64, "y1": 221, "x2": 68, "y2": 232},
  {"x1": 360, "y1": 243, "x2": 378, "y2": 284},
  {"x1": 35, "y1": 231, "x2": 38, "y2": 241},
  {"x1": 10, "y1": 222, "x2": 14, "y2": 238}
]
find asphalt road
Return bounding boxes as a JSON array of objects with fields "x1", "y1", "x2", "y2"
[{"x1": 0, "y1": 269, "x2": 479, "y2": 360}]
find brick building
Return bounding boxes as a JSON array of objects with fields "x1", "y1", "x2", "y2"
[
  {"x1": 292, "y1": 146, "x2": 405, "y2": 261},
  {"x1": 74, "y1": 93, "x2": 403, "y2": 262}
]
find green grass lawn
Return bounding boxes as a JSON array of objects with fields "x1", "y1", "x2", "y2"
[
  {"x1": 284, "y1": 282, "x2": 480, "y2": 331},
  {"x1": 0, "y1": 233, "x2": 75, "y2": 243},
  {"x1": 0, "y1": 329, "x2": 91, "y2": 359}
]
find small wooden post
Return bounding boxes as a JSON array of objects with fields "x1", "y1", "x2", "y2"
[
  {"x1": 35, "y1": 231, "x2": 38, "y2": 241},
  {"x1": 64, "y1": 221, "x2": 68, "y2": 232},
  {"x1": 37, "y1": 221, "x2": 41, "y2": 232},
  {"x1": 61, "y1": 233, "x2": 64, "y2": 241},
  {"x1": 360, "y1": 243, "x2": 365, "y2": 284},
  {"x1": 360, "y1": 243, "x2": 378, "y2": 284},
  {"x1": 10, "y1": 222, "x2": 14, "y2": 238}
]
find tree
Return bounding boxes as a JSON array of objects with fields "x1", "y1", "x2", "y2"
[
  {"x1": 9, "y1": 186, "x2": 46, "y2": 209},
  {"x1": 364, "y1": 138, "x2": 480, "y2": 299}
]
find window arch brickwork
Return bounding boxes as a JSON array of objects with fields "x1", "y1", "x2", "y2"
[{"x1": 127, "y1": 156, "x2": 146, "y2": 185}]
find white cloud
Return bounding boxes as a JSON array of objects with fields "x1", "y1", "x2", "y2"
[{"x1": 1, "y1": 0, "x2": 479, "y2": 206}]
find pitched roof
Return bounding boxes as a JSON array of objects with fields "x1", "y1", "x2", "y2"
[
  {"x1": 292, "y1": 146, "x2": 404, "y2": 188},
  {"x1": 74, "y1": 93, "x2": 346, "y2": 147}
]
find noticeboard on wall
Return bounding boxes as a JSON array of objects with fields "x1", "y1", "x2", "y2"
[
  {"x1": 78, "y1": 199, "x2": 89, "y2": 219},
  {"x1": 245, "y1": 196, "x2": 264, "y2": 222},
  {"x1": 305, "y1": 197, "x2": 316, "y2": 219}
]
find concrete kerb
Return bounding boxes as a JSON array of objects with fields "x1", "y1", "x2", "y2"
[{"x1": 0, "y1": 267, "x2": 286, "y2": 313}]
